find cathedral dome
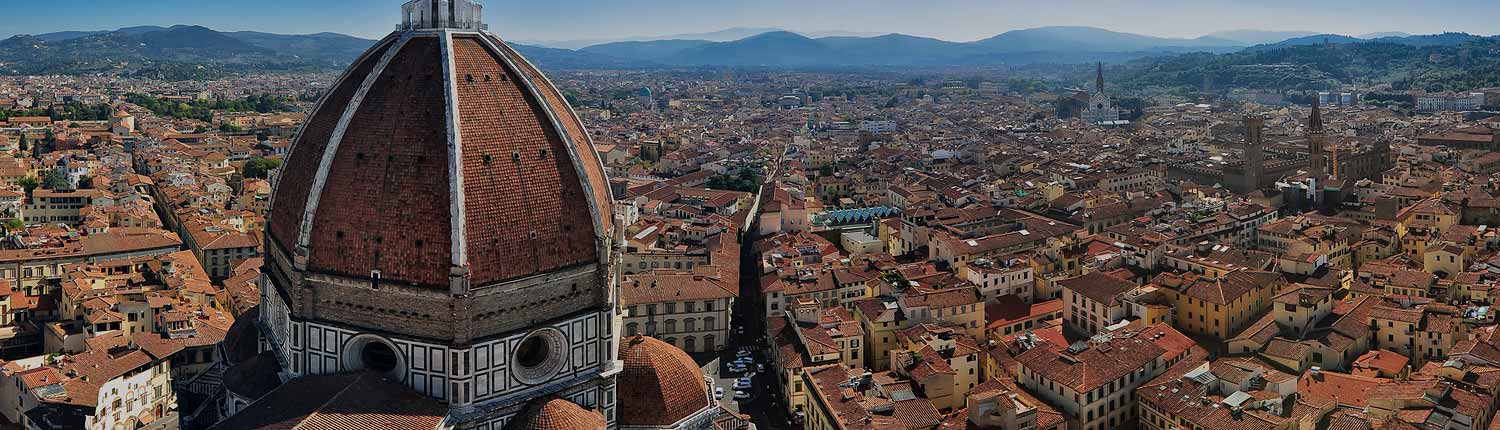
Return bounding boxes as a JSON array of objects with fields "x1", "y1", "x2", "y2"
[
  {"x1": 245, "y1": 2, "x2": 623, "y2": 427},
  {"x1": 268, "y1": 29, "x2": 612, "y2": 289},
  {"x1": 262, "y1": 0, "x2": 615, "y2": 343},
  {"x1": 617, "y1": 335, "x2": 711, "y2": 426}
]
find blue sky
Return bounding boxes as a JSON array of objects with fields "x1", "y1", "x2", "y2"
[{"x1": 3, "y1": 0, "x2": 1496, "y2": 42}]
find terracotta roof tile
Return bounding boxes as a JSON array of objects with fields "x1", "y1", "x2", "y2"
[
  {"x1": 269, "y1": 36, "x2": 395, "y2": 252},
  {"x1": 506, "y1": 397, "x2": 607, "y2": 430},
  {"x1": 305, "y1": 36, "x2": 454, "y2": 287},
  {"x1": 617, "y1": 335, "x2": 709, "y2": 426},
  {"x1": 453, "y1": 35, "x2": 599, "y2": 284}
]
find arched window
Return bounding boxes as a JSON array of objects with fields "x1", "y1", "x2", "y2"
[
  {"x1": 705, "y1": 334, "x2": 716, "y2": 350},
  {"x1": 664, "y1": 319, "x2": 677, "y2": 334},
  {"x1": 664, "y1": 337, "x2": 676, "y2": 347},
  {"x1": 684, "y1": 336, "x2": 697, "y2": 353},
  {"x1": 684, "y1": 318, "x2": 697, "y2": 332},
  {"x1": 703, "y1": 317, "x2": 716, "y2": 331},
  {"x1": 625, "y1": 322, "x2": 639, "y2": 335}
]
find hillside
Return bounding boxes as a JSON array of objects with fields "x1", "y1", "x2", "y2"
[
  {"x1": 0, "y1": 25, "x2": 349, "y2": 77},
  {"x1": 1207, "y1": 30, "x2": 1319, "y2": 45},
  {"x1": 225, "y1": 31, "x2": 377, "y2": 64},
  {"x1": 580, "y1": 39, "x2": 714, "y2": 61},
  {"x1": 667, "y1": 31, "x2": 840, "y2": 66},
  {"x1": 0, "y1": 25, "x2": 634, "y2": 78},
  {"x1": 1115, "y1": 36, "x2": 1500, "y2": 93},
  {"x1": 975, "y1": 26, "x2": 1239, "y2": 53}
]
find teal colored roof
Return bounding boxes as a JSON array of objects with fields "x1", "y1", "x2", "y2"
[{"x1": 815, "y1": 206, "x2": 900, "y2": 226}]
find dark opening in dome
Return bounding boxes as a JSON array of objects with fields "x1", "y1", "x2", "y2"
[
  {"x1": 361, "y1": 342, "x2": 398, "y2": 373},
  {"x1": 516, "y1": 336, "x2": 549, "y2": 368}
]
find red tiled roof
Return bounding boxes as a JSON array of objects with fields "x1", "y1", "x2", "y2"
[
  {"x1": 620, "y1": 272, "x2": 737, "y2": 305},
  {"x1": 506, "y1": 397, "x2": 608, "y2": 430},
  {"x1": 1298, "y1": 370, "x2": 1386, "y2": 408},
  {"x1": 618, "y1": 335, "x2": 709, "y2": 426}
]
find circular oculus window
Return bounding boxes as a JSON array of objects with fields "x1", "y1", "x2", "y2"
[
  {"x1": 341, "y1": 334, "x2": 406, "y2": 382},
  {"x1": 513, "y1": 328, "x2": 568, "y2": 385}
]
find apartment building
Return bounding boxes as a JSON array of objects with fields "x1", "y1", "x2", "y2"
[
  {"x1": 1370, "y1": 299, "x2": 1462, "y2": 364},
  {"x1": 1149, "y1": 270, "x2": 1286, "y2": 340},
  {"x1": 620, "y1": 271, "x2": 738, "y2": 353},
  {"x1": 1137, "y1": 357, "x2": 1327, "y2": 430},
  {"x1": 890, "y1": 324, "x2": 982, "y2": 410},
  {"x1": 1060, "y1": 271, "x2": 1136, "y2": 335},
  {"x1": 1015, "y1": 323, "x2": 1197, "y2": 430},
  {"x1": 960, "y1": 256, "x2": 1036, "y2": 303}
]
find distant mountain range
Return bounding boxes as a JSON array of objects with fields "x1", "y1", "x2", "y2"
[
  {"x1": 1206, "y1": 30, "x2": 1320, "y2": 45},
  {"x1": 0, "y1": 25, "x2": 380, "y2": 77},
  {"x1": 1, "y1": 24, "x2": 1494, "y2": 77},
  {"x1": 577, "y1": 27, "x2": 1258, "y2": 67},
  {"x1": 517, "y1": 27, "x2": 883, "y2": 50},
  {"x1": 567, "y1": 27, "x2": 1500, "y2": 68}
]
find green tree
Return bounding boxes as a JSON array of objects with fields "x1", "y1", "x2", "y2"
[
  {"x1": 242, "y1": 158, "x2": 283, "y2": 180},
  {"x1": 18, "y1": 177, "x2": 38, "y2": 196},
  {"x1": 4, "y1": 219, "x2": 23, "y2": 232},
  {"x1": 15, "y1": 134, "x2": 26, "y2": 152},
  {"x1": 77, "y1": 175, "x2": 94, "y2": 189},
  {"x1": 36, "y1": 130, "x2": 55, "y2": 158},
  {"x1": 1116, "y1": 97, "x2": 1148, "y2": 121},
  {"x1": 41, "y1": 169, "x2": 70, "y2": 190}
]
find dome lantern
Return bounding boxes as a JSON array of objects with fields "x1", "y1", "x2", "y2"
[{"x1": 400, "y1": 0, "x2": 486, "y2": 31}]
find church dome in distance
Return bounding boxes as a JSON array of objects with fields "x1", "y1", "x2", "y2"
[{"x1": 617, "y1": 335, "x2": 711, "y2": 426}]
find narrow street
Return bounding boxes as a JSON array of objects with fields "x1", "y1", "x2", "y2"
[
  {"x1": 723, "y1": 140, "x2": 795, "y2": 429},
  {"x1": 723, "y1": 224, "x2": 791, "y2": 430}
]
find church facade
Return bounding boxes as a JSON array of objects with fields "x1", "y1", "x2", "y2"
[{"x1": 1080, "y1": 62, "x2": 1122, "y2": 124}]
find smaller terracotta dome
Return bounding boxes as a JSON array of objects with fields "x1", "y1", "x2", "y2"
[
  {"x1": 504, "y1": 397, "x2": 606, "y2": 430},
  {"x1": 617, "y1": 335, "x2": 710, "y2": 426}
]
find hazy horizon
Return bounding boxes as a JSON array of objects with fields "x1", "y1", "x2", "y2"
[{"x1": 2, "y1": 0, "x2": 1497, "y2": 43}]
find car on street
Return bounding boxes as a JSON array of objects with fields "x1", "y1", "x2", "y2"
[
  {"x1": 735, "y1": 350, "x2": 752, "y2": 358},
  {"x1": 734, "y1": 390, "x2": 751, "y2": 400},
  {"x1": 714, "y1": 387, "x2": 725, "y2": 400},
  {"x1": 734, "y1": 377, "x2": 752, "y2": 390},
  {"x1": 757, "y1": 364, "x2": 765, "y2": 373},
  {"x1": 728, "y1": 363, "x2": 746, "y2": 373}
]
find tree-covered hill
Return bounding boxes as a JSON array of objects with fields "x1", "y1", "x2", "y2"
[{"x1": 1112, "y1": 36, "x2": 1500, "y2": 94}]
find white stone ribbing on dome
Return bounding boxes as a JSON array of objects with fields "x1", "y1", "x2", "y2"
[{"x1": 293, "y1": 35, "x2": 409, "y2": 263}]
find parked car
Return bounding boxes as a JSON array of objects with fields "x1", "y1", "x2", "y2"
[
  {"x1": 734, "y1": 377, "x2": 753, "y2": 390},
  {"x1": 714, "y1": 387, "x2": 725, "y2": 400},
  {"x1": 728, "y1": 363, "x2": 746, "y2": 373},
  {"x1": 735, "y1": 350, "x2": 752, "y2": 358},
  {"x1": 734, "y1": 390, "x2": 751, "y2": 400}
]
